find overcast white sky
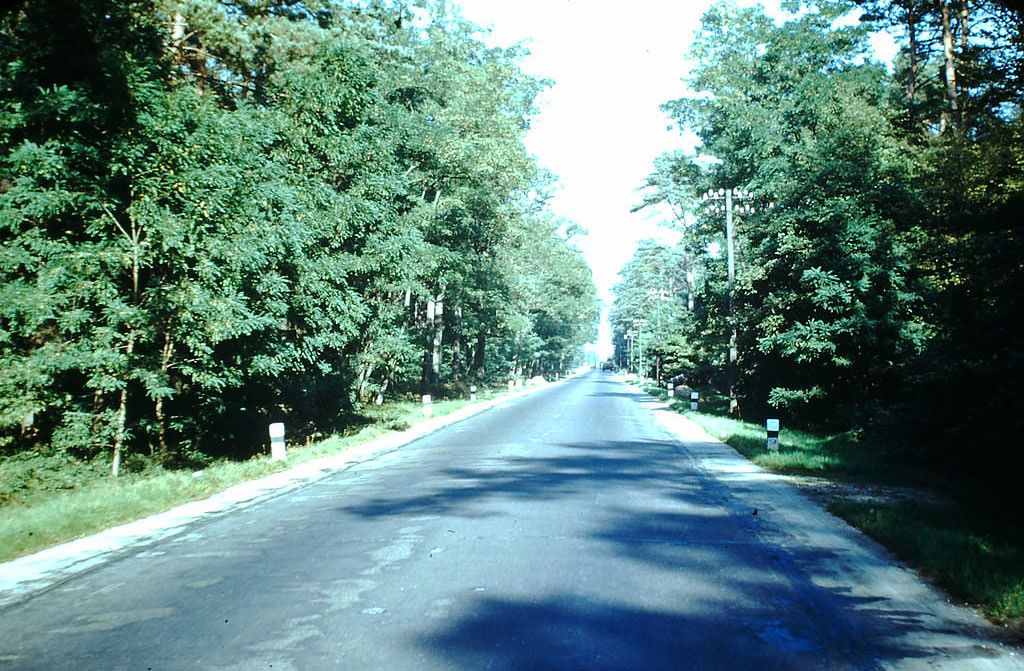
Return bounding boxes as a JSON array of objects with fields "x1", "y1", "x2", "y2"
[{"x1": 453, "y1": 0, "x2": 896, "y2": 358}]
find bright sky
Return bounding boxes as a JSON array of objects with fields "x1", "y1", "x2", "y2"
[{"x1": 453, "y1": 0, "x2": 895, "y2": 359}]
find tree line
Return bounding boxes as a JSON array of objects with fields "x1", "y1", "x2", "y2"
[
  {"x1": 613, "y1": 0, "x2": 1023, "y2": 493},
  {"x1": 0, "y1": 0, "x2": 599, "y2": 474}
]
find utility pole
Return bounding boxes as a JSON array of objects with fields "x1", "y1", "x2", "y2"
[
  {"x1": 632, "y1": 318, "x2": 648, "y2": 381},
  {"x1": 646, "y1": 288, "x2": 670, "y2": 383},
  {"x1": 726, "y1": 188, "x2": 737, "y2": 416},
  {"x1": 646, "y1": 288, "x2": 670, "y2": 330},
  {"x1": 701, "y1": 187, "x2": 768, "y2": 416},
  {"x1": 625, "y1": 328, "x2": 637, "y2": 373}
]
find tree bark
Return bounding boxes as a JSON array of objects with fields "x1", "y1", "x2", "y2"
[
  {"x1": 431, "y1": 299, "x2": 444, "y2": 386},
  {"x1": 941, "y1": 0, "x2": 962, "y2": 133},
  {"x1": 112, "y1": 331, "x2": 136, "y2": 477},
  {"x1": 422, "y1": 295, "x2": 445, "y2": 390},
  {"x1": 684, "y1": 248, "x2": 695, "y2": 313},
  {"x1": 154, "y1": 333, "x2": 174, "y2": 459},
  {"x1": 357, "y1": 361, "x2": 375, "y2": 403},
  {"x1": 472, "y1": 333, "x2": 487, "y2": 377},
  {"x1": 105, "y1": 202, "x2": 144, "y2": 476},
  {"x1": 170, "y1": 8, "x2": 186, "y2": 65},
  {"x1": 959, "y1": 0, "x2": 969, "y2": 53},
  {"x1": 906, "y1": 3, "x2": 918, "y2": 114}
]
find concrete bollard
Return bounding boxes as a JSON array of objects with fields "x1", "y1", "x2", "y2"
[
  {"x1": 690, "y1": 391, "x2": 699, "y2": 411},
  {"x1": 470, "y1": 385, "x2": 478, "y2": 401},
  {"x1": 268, "y1": 422, "x2": 287, "y2": 461},
  {"x1": 766, "y1": 418, "x2": 780, "y2": 451},
  {"x1": 422, "y1": 394, "x2": 433, "y2": 417},
  {"x1": 668, "y1": 383, "x2": 674, "y2": 398}
]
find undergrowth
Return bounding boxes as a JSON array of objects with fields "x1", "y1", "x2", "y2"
[
  {"x1": 831, "y1": 500, "x2": 1024, "y2": 622},
  {"x1": 0, "y1": 390, "x2": 493, "y2": 563}
]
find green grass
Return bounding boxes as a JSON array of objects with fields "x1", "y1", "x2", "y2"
[
  {"x1": 0, "y1": 391, "x2": 495, "y2": 563},
  {"x1": 645, "y1": 384, "x2": 1024, "y2": 625},
  {"x1": 831, "y1": 500, "x2": 1024, "y2": 621},
  {"x1": 649, "y1": 387, "x2": 880, "y2": 479},
  {"x1": 683, "y1": 411, "x2": 877, "y2": 478}
]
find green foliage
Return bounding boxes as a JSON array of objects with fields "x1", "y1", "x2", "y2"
[
  {"x1": 495, "y1": 215, "x2": 599, "y2": 379},
  {"x1": 610, "y1": 240, "x2": 695, "y2": 380},
  {"x1": 0, "y1": 0, "x2": 597, "y2": 473},
  {"x1": 622, "y1": 0, "x2": 1024, "y2": 497}
]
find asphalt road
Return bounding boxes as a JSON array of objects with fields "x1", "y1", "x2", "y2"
[{"x1": 1, "y1": 371, "x2": 1021, "y2": 670}]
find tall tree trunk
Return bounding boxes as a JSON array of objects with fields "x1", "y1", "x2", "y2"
[
  {"x1": 684, "y1": 248, "x2": 695, "y2": 313},
  {"x1": 959, "y1": 0, "x2": 969, "y2": 123},
  {"x1": 91, "y1": 388, "x2": 105, "y2": 434},
  {"x1": 376, "y1": 376, "x2": 390, "y2": 405},
  {"x1": 450, "y1": 306, "x2": 464, "y2": 381},
  {"x1": 959, "y1": 0, "x2": 969, "y2": 53},
  {"x1": 451, "y1": 331, "x2": 464, "y2": 381},
  {"x1": 941, "y1": 0, "x2": 962, "y2": 133},
  {"x1": 104, "y1": 203, "x2": 144, "y2": 476},
  {"x1": 355, "y1": 329, "x2": 377, "y2": 403},
  {"x1": 154, "y1": 333, "x2": 174, "y2": 459},
  {"x1": 422, "y1": 295, "x2": 445, "y2": 390},
  {"x1": 431, "y1": 298, "x2": 444, "y2": 386},
  {"x1": 906, "y1": 3, "x2": 918, "y2": 116},
  {"x1": 357, "y1": 361, "x2": 375, "y2": 403},
  {"x1": 472, "y1": 333, "x2": 487, "y2": 377},
  {"x1": 726, "y1": 189, "x2": 740, "y2": 416},
  {"x1": 422, "y1": 300, "x2": 434, "y2": 389},
  {"x1": 153, "y1": 395, "x2": 166, "y2": 458},
  {"x1": 170, "y1": 8, "x2": 186, "y2": 65},
  {"x1": 112, "y1": 330, "x2": 136, "y2": 477}
]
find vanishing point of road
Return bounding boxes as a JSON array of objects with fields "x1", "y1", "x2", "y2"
[{"x1": 1, "y1": 371, "x2": 1021, "y2": 670}]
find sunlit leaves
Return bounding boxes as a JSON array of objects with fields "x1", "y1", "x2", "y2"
[{"x1": 0, "y1": 0, "x2": 595, "y2": 463}]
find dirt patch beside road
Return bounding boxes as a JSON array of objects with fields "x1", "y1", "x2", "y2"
[{"x1": 779, "y1": 474, "x2": 950, "y2": 509}]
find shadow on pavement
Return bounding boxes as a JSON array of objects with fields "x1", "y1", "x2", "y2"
[
  {"x1": 341, "y1": 440, "x2": 692, "y2": 520},
  {"x1": 340, "y1": 433, "x2": 1014, "y2": 670},
  {"x1": 419, "y1": 592, "x2": 889, "y2": 671}
]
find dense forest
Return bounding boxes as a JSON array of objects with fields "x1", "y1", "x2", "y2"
[
  {"x1": 613, "y1": 0, "x2": 1024, "y2": 494},
  {"x1": 0, "y1": 0, "x2": 599, "y2": 474}
]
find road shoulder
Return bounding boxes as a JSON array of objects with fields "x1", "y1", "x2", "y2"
[
  {"x1": 630, "y1": 383, "x2": 1024, "y2": 670},
  {"x1": 0, "y1": 378, "x2": 568, "y2": 608}
]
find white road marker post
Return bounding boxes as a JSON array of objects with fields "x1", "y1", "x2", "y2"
[
  {"x1": 268, "y1": 422, "x2": 287, "y2": 462},
  {"x1": 508, "y1": 380, "x2": 515, "y2": 393},
  {"x1": 668, "y1": 382, "x2": 674, "y2": 398},
  {"x1": 422, "y1": 394, "x2": 433, "y2": 417},
  {"x1": 690, "y1": 391, "x2": 699, "y2": 411},
  {"x1": 766, "y1": 418, "x2": 780, "y2": 451},
  {"x1": 470, "y1": 385, "x2": 478, "y2": 401}
]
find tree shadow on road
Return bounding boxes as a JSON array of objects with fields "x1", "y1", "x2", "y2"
[
  {"x1": 418, "y1": 592, "x2": 887, "y2": 671},
  {"x1": 339, "y1": 440, "x2": 698, "y2": 520},
  {"x1": 337, "y1": 437, "x2": 1017, "y2": 669}
]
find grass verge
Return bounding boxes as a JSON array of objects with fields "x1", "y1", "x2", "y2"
[
  {"x1": 645, "y1": 384, "x2": 1024, "y2": 625},
  {"x1": 830, "y1": 500, "x2": 1024, "y2": 623},
  {"x1": 649, "y1": 387, "x2": 891, "y2": 481},
  {"x1": 0, "y1": 392, "x2": 494, "y2": 564}
]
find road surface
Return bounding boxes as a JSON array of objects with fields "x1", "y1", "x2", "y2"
[{"x1": 1, "y1": 371, "x2": 1020, "y2": 670}]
